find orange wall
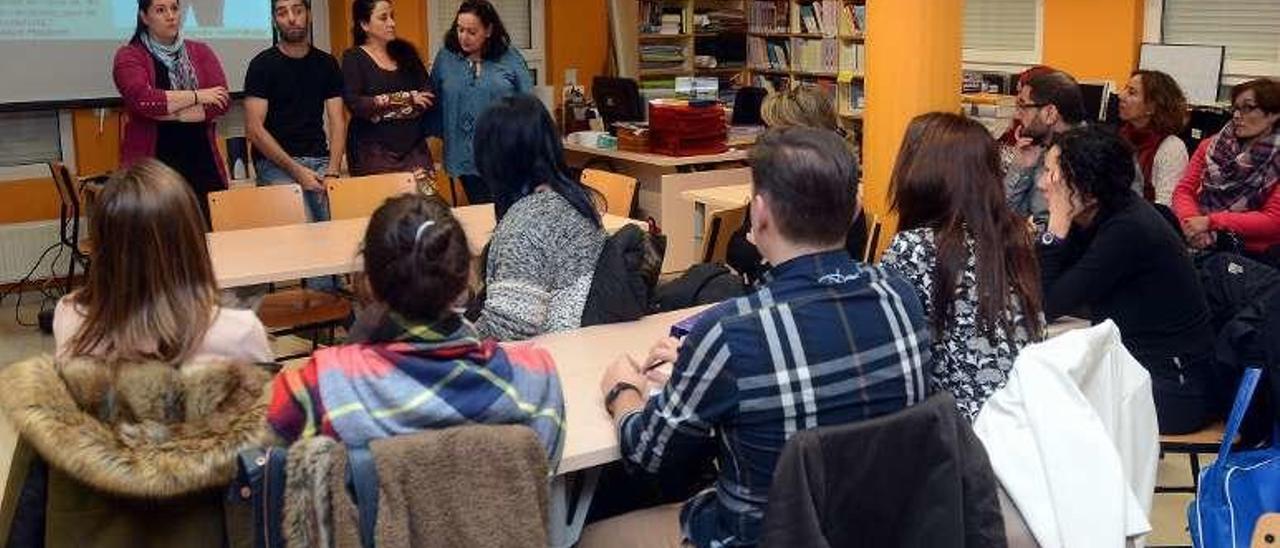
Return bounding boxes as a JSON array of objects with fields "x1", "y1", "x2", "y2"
[
  {"x1": 329, "y1": 0, "x2": 430, "y2": 62},
  {"x1": 1043, "y1": 0, "x2": 1145, "y2": 87},
  {"x1": 546, "y1": 0, "x2": 610, "y2": 96}
]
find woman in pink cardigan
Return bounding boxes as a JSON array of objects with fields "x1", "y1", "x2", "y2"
[
  {"x1": 1174, "y1": 79, "x2": 1280, "y2": 265},
  {"x1": 113, "y1": 0, "x2": 231, "y2": 225}
]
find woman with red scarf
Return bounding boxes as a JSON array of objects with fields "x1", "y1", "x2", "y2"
[
  {"x1": 1173, "y1": 79, "x2": 1280, "y2": 262},
  {"x1": 1118, "y1": 70, "x2": 1189, "y2": 205}
]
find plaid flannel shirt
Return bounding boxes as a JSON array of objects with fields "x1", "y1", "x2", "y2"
[{"x1": 618, "y1": 250, "x2": 933, "y2": 547}]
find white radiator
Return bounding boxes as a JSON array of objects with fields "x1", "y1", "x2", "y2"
[{"x1": 0, "y1": 220, "x2": 74, "y2": 285}]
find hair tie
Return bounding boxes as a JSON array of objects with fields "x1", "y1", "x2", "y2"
[{"x1": 414, "y1": 220, "x2": 436, "y2": 244}]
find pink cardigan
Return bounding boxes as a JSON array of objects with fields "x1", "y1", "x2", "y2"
[
  {"x1": 112, "y1": 39, "x2": 229, "y2": 185},
  {"x1": 1172, "y1": 136, "x2": 1280, "y2": 254}
]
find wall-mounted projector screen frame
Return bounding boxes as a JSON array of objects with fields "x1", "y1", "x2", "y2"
[{"x1": 0, "y1": 0, "x2": 330, "y2": 112}]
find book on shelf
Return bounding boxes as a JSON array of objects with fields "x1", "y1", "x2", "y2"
[
  {"x1": 852, "y1": 5, "x2": 867, "y2": 33},
  {"x1": 838, "y1": 42, "x2": 864, "y2": 73},
  {"x1": 795, "y1": 1, "x2": 840, "y2": 36},
  {"x1": 748, "y1": 36, "x2": 791, "y2": 71},
  {"x1": 660, "y1": 10, "x2": 684, "y2": 35},
  {"x1": 695, "y1": 8, "x2": 747, "y2": 34},
  {"x1": 748, "y1": 0, "x2": 789, "y2": 33},
  {"x1": 789, "y1": 37, "x2": 837, "y2": 74}
]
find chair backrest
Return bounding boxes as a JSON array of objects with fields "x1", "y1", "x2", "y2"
[
  {"x1": 732, "y1": 86, "x2": 768, "y2": 126},
  {"x1": 702, "y1": 205, "x2": 748, "y2": 264},
  {"x1": 326, "y1": 172, "x2": 417, "y2": 220},
  {"x1": 862, "y1": 215, "x2": 883, "y2": 263},
  {"x1": 580, "y1": 169, "x2": 638, "y2": 216},
  {"x1": 207, "y1": 184, "x2": 308, "y2": 231},
  {"x1": 48, "y1": 162, "x2": 79, "y2": 213}
]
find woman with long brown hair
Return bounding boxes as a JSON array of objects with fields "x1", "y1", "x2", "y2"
[
  {"x1": 53, "y1": 159, "x2": 271, "y2": 364},
  {"x1": 881, "y1": 112, "x2": 1044, "y2": 420},
  {"x1": 1118, "y1": 69, "x2": 1189, "y2": 205}
]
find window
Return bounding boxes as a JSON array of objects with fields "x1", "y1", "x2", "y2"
[
  {"x1": 1157, "y1": 0, "x2": 1280, "y2": 80},
  {"x1": 0, "y1": 111, "x2": 61, "y2": 168},
  {"x1": 427, "y1": 0, "x2": 546, "y2": 84},
  {"x1": 963, "y1": 0, "x2": 1043, "y2": 67}
]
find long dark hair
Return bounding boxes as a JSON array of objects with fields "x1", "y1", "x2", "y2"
[
  {"x1": 131, "y1": 0, "x2": 171, "y2": 44},
  {"x1": 70, "y1": 159, "x2": 217, "y2": 365},
  {"x1": 351, "y1": 0, "x2": 427, "y2": 80},
  {"x1": 889, "y1": 112, "x2": 1044, "y2": 338},
  {"x1": 474, "y1": 94, "x2": 601, "y2": 227},
  {"x1": 444, "y1": 0, "x2": 512, "y2": 61},
  {"x1": 362, "y1": 194, "x2": 470, "y2": 322}
]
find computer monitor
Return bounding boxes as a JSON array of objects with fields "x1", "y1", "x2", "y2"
[
  {"x1": 1078, "y1": 81, "x2": 1111, "y2": 122},
  {"x1": 592, "y1": 77, "x2": 645, "y2": 132}
]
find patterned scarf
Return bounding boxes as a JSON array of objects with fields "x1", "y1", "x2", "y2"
[
  {"x1": 140, "y1": 32, "x2": 199, "y2": 90},
  {"x1": 270, "y1": 311, "x2": 565, "y2": 464},
  {"x1": 1119, "y1": 123, "x2": 1167, "y2": 201},
  {"x1": 1199, "y1": 120, "x2": 1280, "y2": 212}
]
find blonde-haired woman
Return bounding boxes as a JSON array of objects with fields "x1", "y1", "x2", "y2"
[
  {"x1": 726, "y1": 86, "x2": 866, "y2": 283},
  {"x1": 54, "y1": 159, "x2": 271, "y2": 364}
]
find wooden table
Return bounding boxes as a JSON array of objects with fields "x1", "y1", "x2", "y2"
[
  {"x1": 564, "y1": 141, "x2": 752, "y2": 273},
  {"x1": 682, "y1": 183, "x2": 752, "y2": 252},
  {"x1": 209, "y1": 204, "x2": 642, "y2": 288}
]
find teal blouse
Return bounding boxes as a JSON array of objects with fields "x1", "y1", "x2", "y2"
[{"x1": 428, "y1": 47, "x2": 533, "y2": 177}]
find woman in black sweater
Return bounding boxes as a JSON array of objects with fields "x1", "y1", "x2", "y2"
[{"x1": 1038, "y1": 125, "x2": 1217, "y2": 434}]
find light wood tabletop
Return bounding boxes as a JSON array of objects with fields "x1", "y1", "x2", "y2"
[
  {"x1": 564, "y1": 141, "x2": 749, "y2": 168},
  {"x1": 209, "y1": 204, "x2": 641, "y2": 288},
  {"x1": 520, "y1": 305, "x2": 711, "y2": 475},
  {"x1": 681, "y1": 183, "x2": 752, "y2": 211}
]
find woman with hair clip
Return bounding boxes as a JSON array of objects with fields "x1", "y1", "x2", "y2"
[
  {"x1": 472, "y1": 94, "x2": 606, "y2": 341},
  {"x1": 342, "y1": 0, "x2": 435, "y2": 182},
  {"x1": 54, "y1": 159, "x2": 271, "y2": 364},
  {"x1": 113, "y1": 0, "x2": 231, "y2": 225},
  {"x1": 266, "y1": 193, "x2": 564, "y2": 464},
  {"x1": 881, "y1": 112, "x2": 1045, "y2": 420},
  {"x1": 725, "y1": 86, "x2": 868, "y2": 284},
  {"x1": 430, "y1": 0, "x2": 533, "y2": 204},
  {"x1": 1118, "y1": 69, "x2": 1190, "y2": 205},
  {"x1": 1039, "y1": 125, "x2": 1216, "y2": 434},
  {"x1": 3, "y1": 159, "x2": 273, "y2": 547}
]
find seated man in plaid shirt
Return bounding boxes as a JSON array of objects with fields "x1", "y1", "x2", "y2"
[{"x1": 584, "y1": 127, "x2": 934, "y2": 548}]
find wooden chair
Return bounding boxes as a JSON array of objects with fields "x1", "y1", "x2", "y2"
[
  {"x1": 701, "y1": 205, "x2": 748, "y2": 264},
  {"x1": 1156, "y1": 421, "x2": 1233, "y2": 494},
  {"x1": 208, "y1": 184, "x2": 311, "y2": 230},
  {"x1": 325, "y1": 172, "x2": 417, "y2": 220},
  {"x1": 581, "y1": 169, "x2": 639, "y2": 217},
  {"x1": 206, "y1": 185, "x2": 352, "y2": 357},
  {"x1": 48, "y1": 162, "x2": 98, "y2": 294},
  {"x1": 861, "y1": 215, "x2": 884, "y2": 263},
  {"x1": 427, "y1": 137, "x2": 463, "y2": 206}
]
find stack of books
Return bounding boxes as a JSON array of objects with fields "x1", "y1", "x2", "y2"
[
  {"x1": 695, "y1": 8, "x2": 747, "y2": 34},
  {"x1": 641, "y1": 44, "x2": 686, "y2": 70}
]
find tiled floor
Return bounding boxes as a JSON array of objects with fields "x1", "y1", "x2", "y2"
[{"x1": 0, "y1": 291, "x2": 1198, "y2": 545}]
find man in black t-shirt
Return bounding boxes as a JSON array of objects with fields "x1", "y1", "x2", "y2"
[{"x1": 244, "y1": 0, "x2": 345, "y2": 223}]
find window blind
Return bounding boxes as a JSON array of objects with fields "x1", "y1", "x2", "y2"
[
  {"x1": 1163, "y1": 0, "x2": 1280, "y2": 65},
  {"x1": 0, "y1": 111, "x2": 60, "y2": 167},
  {"x1": 963, "y1": 0, "x2": 1038, "y2": 53},
  {"x1": 431, "y1": 0, "x2": 533, "y2": 52}
]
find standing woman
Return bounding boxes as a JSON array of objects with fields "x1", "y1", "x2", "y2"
[
  {"x1": 881, "y1": 113, "x2": 1045, "y2": 421},
  {"x1": 343, "y1": 0, "x2": 435, "y2": 182},
  {"x1": 1118, "y1": 70, "x2": 1189, "y2": 206},
  {"x1": 113, "y1": 0, "x2": 231, "y2": 225},
  {"x1": 430, "y1": 0, "x2": 534, "y2": 204}
]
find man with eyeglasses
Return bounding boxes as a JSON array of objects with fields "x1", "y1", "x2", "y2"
[{"x1": 1006, "y1": 71, "x2": 1088, "y2": 227}]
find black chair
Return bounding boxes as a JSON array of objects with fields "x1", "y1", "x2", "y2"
[
  {"x1": 48, "y1": 162, "x2": 100, "y2": 295},
  {"x1": 731, "y1": 86, "x2": 767, "y2": 126}
]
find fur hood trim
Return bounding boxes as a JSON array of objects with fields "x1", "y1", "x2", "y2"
[{"x1": 0, "y1": 354, "x2": 271, "y2": 498}]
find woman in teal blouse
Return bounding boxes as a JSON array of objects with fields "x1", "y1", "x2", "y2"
[{"x1": 430, "y1": 0, "x2": 533, "y2": 204}]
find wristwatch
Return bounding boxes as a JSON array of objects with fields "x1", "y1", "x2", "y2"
[
  {"x1": 1039, "y1": 230, "x2": 1066, "y2": 247},
  {"x1": 605, "y1": 382, "x2": 642, "y2": 414}
]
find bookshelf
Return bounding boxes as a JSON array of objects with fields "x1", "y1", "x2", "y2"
[
  {"x1": 635, "y1": 0, "x2": 750, "y2": 102},
  {"x1": 746, "y1": 0, "x2": 867, "y2": 138}
]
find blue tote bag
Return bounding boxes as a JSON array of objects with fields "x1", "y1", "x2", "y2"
[{"x1": 1189, "y1": 368, "x2": 1280, "y2": 547}]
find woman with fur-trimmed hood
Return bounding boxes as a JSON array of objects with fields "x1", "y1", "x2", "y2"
[{"x1": 0, "y1": 159, "x2": 273, "y2": 547}]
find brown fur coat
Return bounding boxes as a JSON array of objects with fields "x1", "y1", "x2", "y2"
[{"x1": 0, "y1": 354, "x2": 270, "y2": 498}]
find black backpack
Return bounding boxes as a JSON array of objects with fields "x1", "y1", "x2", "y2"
[{"x1": 654, "y1": 263, "x2": 749, "y2": 312}]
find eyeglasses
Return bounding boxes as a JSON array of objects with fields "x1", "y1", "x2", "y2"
[
  {"x1": 1231, "y1": 104, "x2": 1263, "y2": 117},
  {"x1": 1015, "y1": 102, "x2": 1048, "y2": 112}
]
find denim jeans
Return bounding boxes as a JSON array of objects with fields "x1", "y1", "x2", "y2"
[
  {"x1": 255, "y1": 156, "x2": 331, "y2": 222},
  {"x1": 255, "y1": 156, "x2": 338, "y2": 292}
]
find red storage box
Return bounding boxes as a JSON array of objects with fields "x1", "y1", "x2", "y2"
[{"x1": 648, "y1": 101, "x2": 729, "y2": 157}]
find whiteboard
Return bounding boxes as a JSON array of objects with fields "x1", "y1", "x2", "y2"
[{"x1": 1139, "y1": 43, "x2": 1225, "y2": 106}]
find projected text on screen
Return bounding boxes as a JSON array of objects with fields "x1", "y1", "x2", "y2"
[{"x1": 0, "y1": 0, "x2": 270, "y2": 41}]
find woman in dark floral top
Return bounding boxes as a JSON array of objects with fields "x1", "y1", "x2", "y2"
[{"x1": 881, "y1": 112, "x2": 1046, "y2": 420}]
